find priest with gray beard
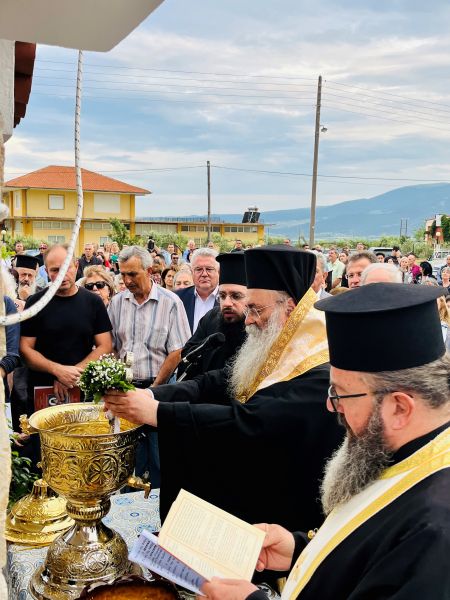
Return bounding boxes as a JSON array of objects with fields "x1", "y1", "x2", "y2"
[
  {"x1": 104, "y1": 246, "x2": 343, "y2": 544},
  {"x1": 201, "y1": 283, "x2": 450, "y2": 600}
]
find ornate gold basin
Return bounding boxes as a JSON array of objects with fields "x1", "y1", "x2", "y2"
[{"x1": 20, "y1": 403, "x2": 150, "y2": 600}]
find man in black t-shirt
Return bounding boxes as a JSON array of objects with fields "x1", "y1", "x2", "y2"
[{"x1": 20, "y1": 245, "x2": 113, "y2": 407}]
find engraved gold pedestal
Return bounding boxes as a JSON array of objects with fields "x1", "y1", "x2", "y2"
[
  {"x1": 6, "y1": 478, "x2": 74, "y2": 545},
  {"x1": 20, "y1": 403, "x2": 150, "y2": 600}
]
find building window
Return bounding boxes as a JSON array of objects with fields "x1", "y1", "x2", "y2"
[
  {"x1": 48, "y1": 235, "x2": 65, "y2": 244},
  {"x1": 15, "y1": 220, "x2": 23, "y2": 232},
  {"x1": 14, "y1": 191, "x2": 21, "y2": 210},
  {"x1": 135, "y1": 223, "x2": 177, "y2": 234},
  {"x1": 49, "y1": 194, "x2": 64, "y2": 210},
  {"x1": 100, "y1": 236, "x2": 112, "y2": 245},
  {"x1": 33, "y1": 221, "x2": 71, "y2": 230},
  {"x1": 94, "y1": 194, "x2": 120, "y2": 214}
]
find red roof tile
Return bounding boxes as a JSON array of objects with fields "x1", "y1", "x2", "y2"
[{"x1": 5, "y1": 165, "x2": 150, "y2": 195}]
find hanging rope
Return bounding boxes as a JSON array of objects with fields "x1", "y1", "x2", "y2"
[{"x1": 0, "y1": 49, "x2": 85, "y2": 327}]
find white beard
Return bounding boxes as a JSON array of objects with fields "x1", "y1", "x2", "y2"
[
  {"x1": 18, "y1": 280, "x2": 37, "y2": 299},
  {"x1": 320, "y1": 404, "x2": 393, "y2": 515},
  {"x1": 228, "y1": 308, "x2": 284, "y2": 399}
]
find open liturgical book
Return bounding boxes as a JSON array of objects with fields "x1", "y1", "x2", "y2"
[{"x1": 129, "y1": 489, "x2": 266, "y2": 594}]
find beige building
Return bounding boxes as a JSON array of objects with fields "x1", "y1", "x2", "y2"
[
  {"x1": 3, "y1": 166, "x2": 267, "y2": 250},
  {"x1": 135, "y1": 218, "x2": 266, "y2": 246},
  {"x1": 3, "y1": 165, "x2": 150, "y2": 254}
]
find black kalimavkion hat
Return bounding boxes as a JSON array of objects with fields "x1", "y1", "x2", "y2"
[
  {"x1": 315, "y1": 282, "x2": 446, "y2": 372},
  {"x1": 217, "y1": 252, "x2": 246, "y2": 286},
  {"x1": 15, "y1": 254, "x2": 39, "y2": 270},
  {"x1": 244, "y1": 245, "x2": 316, "y2": 304}
]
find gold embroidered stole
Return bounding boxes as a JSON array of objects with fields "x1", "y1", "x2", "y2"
[
  {"x1": 237, "y1": 288, "x2": 329, "y2": 404},
  {"x1": 282, "y1": 427, "x2": 450, "y2": 599}
]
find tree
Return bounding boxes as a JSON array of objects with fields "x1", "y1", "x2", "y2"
[
  {"x1": 108, "y1": 218, "x2": 141, "y2": 248},
  {"x1": 441, "y1": 215, "x2": 450, "y2": 243}
]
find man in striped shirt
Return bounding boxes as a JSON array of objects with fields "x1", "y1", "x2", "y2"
[{"x1": 108, "y1": 245, "x2": 191, "y2": 485}]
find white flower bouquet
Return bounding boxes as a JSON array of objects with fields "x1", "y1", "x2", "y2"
[{"x1": 79, "y1": 354, "x2": 135, "y2": 403}]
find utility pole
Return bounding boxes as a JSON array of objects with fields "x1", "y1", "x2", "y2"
[
  {"x1": 399, "y1": 218, "x2": 409, "y2": 238},
  {"x1": 309, "y1": 75, "x2": 322, "y2": 247},
  {"x1": 206, "y1": 160, "x2": 211, "y2": 243}
]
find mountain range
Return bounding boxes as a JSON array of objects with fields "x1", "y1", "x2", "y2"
[{"x1": 143, "y1": 183, "x2": 450, "y2": 239}]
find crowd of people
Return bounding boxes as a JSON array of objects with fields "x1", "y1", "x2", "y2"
[{"x1": 3, "y1": 234, "x2": 450, "y2": 598}]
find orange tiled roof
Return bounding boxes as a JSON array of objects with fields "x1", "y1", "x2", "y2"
[{"x1": 5, "y1": 165, "x2": 150, "y2": 195}]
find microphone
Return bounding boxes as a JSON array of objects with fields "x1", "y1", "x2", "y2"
[{"x1": 182, "y1": 332, "x2": 225, "y2": 365}]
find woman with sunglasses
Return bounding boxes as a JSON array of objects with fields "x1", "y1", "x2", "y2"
[{"x1": 81, "y1": 265, "x2": 116, "y2": 307}]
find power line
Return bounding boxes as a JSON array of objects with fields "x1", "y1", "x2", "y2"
[
  {"x1": 29, "y1": 86, "x2": 450, "y2": 131},
  {"x1": 211, "y1": 165, "x2": 450, "y2": 183},
  {"x1": 33, "y1": 74, "x2": 450, "y2": 122},
  {"x1": 35, "y1": 59, "x2": 450, "y2": 113},
  {"x1": 5, "y1": 163, "x2": 449, "y2": 185},
  {"x1": 34, "y1": 67, "x2": 318, "y2": 88},
  {"x1": 30, "y1": 77, "x2": 450, "y2": 125},
  {"x1": 35, "y1": 59, "x2": 317, "y2": 81},
  {"x1": 4, "y1": 165, "x2": 205, "y2": 176},
  {"x1": 326, "y1": 79, "x2": 450, "y2": 112},
  {"x1": 323, "y1": 101, "x2": 450, "y2": 132},
  {"x1": 32, "y1": 74, "x2": 317, "y2": 95},
  {"x1": 323, "y1": 89, "x2": 450, "y2": 120},
  {"x1": 31, "y1": 82, "x2": 317, "y2": 103},
  {"x1": 31, "y1": 90, "x2": 316, "y2": 110}
]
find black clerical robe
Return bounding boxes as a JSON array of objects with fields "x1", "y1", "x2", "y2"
[
  {"x1": 153, "y1": 365, "x2": 343, "y2": 533},
  {"x1": 248, "y1": 423, "x2": 450, "y2": 600},
  {"x1": 177, "y1": 307, "x2": 246, "y2": 379}
]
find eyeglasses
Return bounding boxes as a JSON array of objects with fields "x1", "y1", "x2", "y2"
[
  {"x1": 327, "y1": 384, "x2": 369, "y2": 412},
  {"x1": 193, "y1": 267, "x2": 216, "y2": 274},
  {"x1": 85, "y1": 281, "x2": 107, "y2": 291},
  {"x1": 39, "y1": 246, "x2": 48, "y2": 250},
  {"x1": 243, "y1": 303, "x2": 278, "y2": 320},
  {"x1": 218, "y1": 292, "x2": 246, "y2": 302}
]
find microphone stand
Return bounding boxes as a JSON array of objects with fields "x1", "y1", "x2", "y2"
[{"x1": 176, "y1": 359, "x2": 200, "y2": 382}]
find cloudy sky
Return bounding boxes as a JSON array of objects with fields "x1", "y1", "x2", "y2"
[{"x1": 5, "y1": 0, "x2": 450, "y2": 217}]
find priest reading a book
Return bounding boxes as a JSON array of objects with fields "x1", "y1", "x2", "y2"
[{"x1": 200, "y1": 284, "x2": 450, "y2": 600}]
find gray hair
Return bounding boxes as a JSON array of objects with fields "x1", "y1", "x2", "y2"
[
  {"x1": 274, "y1": 290, "x2": 291, "y2": 303},
  {"x1": 191, "y1": 247, "x2": 219, "y2": 267},
  {"x1": 347, "y1": 251, "x2": 377, "y2": 266},
  {"x1": 360, "y1": 263, "x2": 402, "y2": 285},
  {"x1": 315, "y1": 252, "x2": 328, "y2": 274},
  {"x1": 362, "y1": 353, "x2": 450, "y2": 409},
  {"x1": 173, "y1": 270, "x2": 193, "y2": 286},
  {"x1": 118, "y1": 245, "x2": 153, "y2": 269}
]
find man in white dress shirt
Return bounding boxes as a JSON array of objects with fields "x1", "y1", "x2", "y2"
[{"x1": 175, "y1": 248, "x2": 220, "y2": 334}]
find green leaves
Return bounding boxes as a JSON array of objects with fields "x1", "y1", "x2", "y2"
[
  {"x1": 79, "y1": 354, "x2": 135, "y2": 402},
  {"x1": 9, "y1": 449, "x2": 38, "y2": 508}
]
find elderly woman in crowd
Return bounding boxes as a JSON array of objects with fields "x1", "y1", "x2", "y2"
[
  {"x1": 80, "y1": 265, "x2": 116, "y2": 306},
  {"x1": 440, "y1": 267, "x2": 450, "y2": 293},
  {"x1": 114, "y1": 273, "x2": 126, "y2": 292},
  {"x1": 173, "y1": 269, "x2": 193, "y2": 290},
  {"x1": 418, "y1": 261, "x2": 436, "y2": 285},
  {"x1": 161, "y1": 267, "x2": 177, "y2": 291}
]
